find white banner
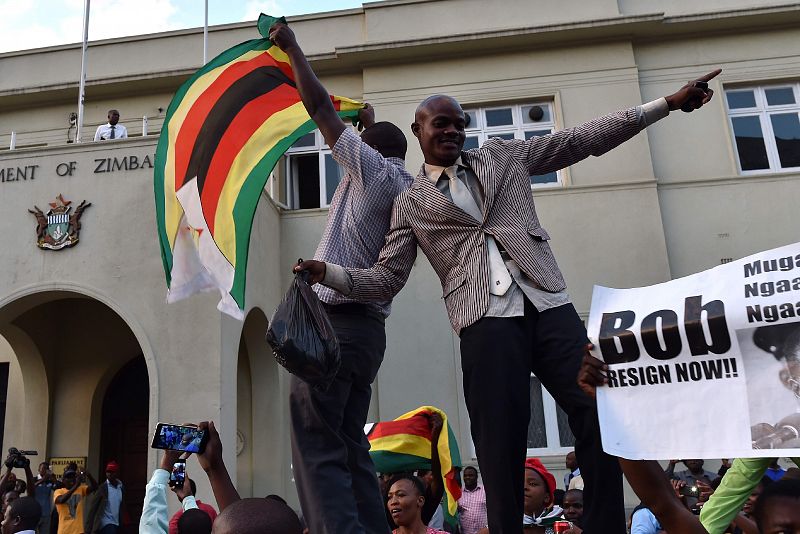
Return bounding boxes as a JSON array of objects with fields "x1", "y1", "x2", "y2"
[{"x1": 587, "y1": 242, "x2": 800, "y2": 459}]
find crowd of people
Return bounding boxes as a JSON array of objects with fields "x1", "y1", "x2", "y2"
[{"x1": 6, "y1": 434, "x2": 796, "y2": 534}]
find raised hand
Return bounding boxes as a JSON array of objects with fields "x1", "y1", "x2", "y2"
[
  {"x1": 665, "y1": 69, "x2": 722, "y2": 112},
  {"x1": 195, "y1": 421, "x2": 223, "y2": 474},
  {"x1": 357, "y1": 103, "x2": 376, "y2": 131},
  {"x1": 268, "y1": 23, "x2": 298, "y2": 53}
]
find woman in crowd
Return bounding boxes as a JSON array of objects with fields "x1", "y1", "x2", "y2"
[{"x1": 386, "y1": 474, "x2": 447, "y2": 534}]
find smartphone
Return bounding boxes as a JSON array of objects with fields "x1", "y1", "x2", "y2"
[
  {"x1": 169, "y1": 459, "x2": 186, "y2": 488},
  {"x1": 680, "y1": 485, "x2": 699, "y2": 498},
  {"x1": 150, "y1": 423, "x2": 208, "y2": 454}
]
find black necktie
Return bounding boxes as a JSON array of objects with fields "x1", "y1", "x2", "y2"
[{"x1": 110, "y1": 125, "x2": 116, "y2": 139}]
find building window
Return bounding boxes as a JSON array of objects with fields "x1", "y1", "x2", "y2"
[
  {"x1": 463, "y1": 102, "x2": 561, "y2": 186},
  {"x1": 725, "y1": 84, "x2": 800, "y2": 173},
  {"x1": 527, "y1": 374, "x2": 575, "y2": 455},
  {"x1": 280, "y1": 130, "x2": 345, "y2": 209}
]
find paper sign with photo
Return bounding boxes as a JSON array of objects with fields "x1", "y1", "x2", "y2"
[{"x1": 587, "y1": 241, "x2": 800, "y2": 459}]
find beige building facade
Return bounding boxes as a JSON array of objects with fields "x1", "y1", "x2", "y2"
[{"x1": 1, "y1": 0, "x2": 799, "y2": 521}]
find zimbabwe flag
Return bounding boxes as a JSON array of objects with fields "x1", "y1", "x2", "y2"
[
  {"x1": 154, "y1": 14, "x2": 363, "y2": 318},
  {"x1": 367, "y1": 406, "x2": 463, "y2": 527}
]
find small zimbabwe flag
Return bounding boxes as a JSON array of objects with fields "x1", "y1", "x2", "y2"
[
  {"x1": 367, "y1": 406, "x2": 463, "y2": 527},
  {"x1": 154, "y1": 14, "x2": 363, "y2": 318}
]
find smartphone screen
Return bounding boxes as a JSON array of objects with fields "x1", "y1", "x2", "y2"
[
  {"x1": 170, "y1": 460, "x2": 186, "y2": 487},
  {"x1": 151, "y1": 423, "x2": 208, "y2": 454}
]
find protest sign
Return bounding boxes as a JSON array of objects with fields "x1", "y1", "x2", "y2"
[{"x1": 587, "y1": 242, "x2": 800, "y2": 459}]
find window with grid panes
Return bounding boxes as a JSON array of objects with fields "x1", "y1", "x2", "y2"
[
  {"x1": 725, "y1": 84, "x2": 800, "y2": 173},
  {"x1": 527, "y1": 373, "x2": 576, "y2": 455},
  {"x1": 463, "y1": 102, "x2": 562, "y2": 186},
  {"x1": 280, "y1": 130, "x2": 346, "y2": 209}
]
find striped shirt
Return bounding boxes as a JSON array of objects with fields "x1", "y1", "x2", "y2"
[
  {"x1": 313, "y1": 127, "x2": 414, "y2": 317},
  {"x1": 458, "y1": 485, "x2": 488, "y2": 534}
]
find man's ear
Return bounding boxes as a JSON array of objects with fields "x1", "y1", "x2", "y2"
[{"x1": 411, "y1": 122, "x2": 421, "y2": 139}]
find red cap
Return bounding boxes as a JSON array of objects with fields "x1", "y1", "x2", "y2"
[
  {"x1": 525, "y1": 457, "x2": 555, "y2": 504},
  {"x1": 105, "y1": 461, "x2": 120, "y2": 473}
]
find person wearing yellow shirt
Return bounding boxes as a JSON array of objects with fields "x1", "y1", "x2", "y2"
[{"x1": 53, "y1": 469, "x2": 96, "y2": 534}]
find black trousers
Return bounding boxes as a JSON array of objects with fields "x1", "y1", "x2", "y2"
[
  {"x1": 459, "y1": 301, "x2": 625, "y2": 534},
  {"x1": 290, "y1": 308, "x2": 390, "y2": 534}
]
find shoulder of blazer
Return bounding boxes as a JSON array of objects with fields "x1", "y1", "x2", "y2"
[{"x1": 411, "y1": 165, "x2": 427, "y2": 190}]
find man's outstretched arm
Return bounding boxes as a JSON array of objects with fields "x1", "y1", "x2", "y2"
[
  {"x1": 517, "y1": 69, "x2": 721, "y2": 177},
  {"x1": 269, "y1": 23, "x2": 348, "y2": 148}
]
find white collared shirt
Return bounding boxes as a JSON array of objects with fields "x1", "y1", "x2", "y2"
[{"x1": 94, "y1": 123, "x2": 128, "y2": 141}]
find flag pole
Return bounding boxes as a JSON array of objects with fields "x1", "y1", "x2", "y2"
[
  {"x1": 75, "y1": 0, "x2": 90, "y2": 143},
  {"x1": 203, "y1": 0, "x2": 208, "y2": 65}
]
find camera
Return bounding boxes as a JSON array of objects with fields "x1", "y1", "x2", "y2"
[{"x1": 6, "y1": 448, "x2": 37, "y2": 469}]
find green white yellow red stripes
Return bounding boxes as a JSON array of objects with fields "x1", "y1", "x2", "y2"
[
  {"x1": 154, "y1": 14, "x2": 362, "y2": 317},
  {"x1": 367, "y1": 406, "x2": 463, "y2": 526}
]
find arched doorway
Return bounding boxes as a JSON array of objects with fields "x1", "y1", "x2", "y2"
[
  {"x1": 99, "y1": 356, "x2": 149, "y2": 532},
  {"x1": 0, "y1": 290, "x2": 153, "y2": 530}
]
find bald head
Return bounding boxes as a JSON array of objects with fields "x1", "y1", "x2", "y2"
[
  {"x1": 211, "y1": 498, "x2": 301, "y2": 534},
  {"x1": 414, "y1": 94, "x2": 463, "y2": 122}
]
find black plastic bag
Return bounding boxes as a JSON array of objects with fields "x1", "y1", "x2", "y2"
[{"x1": 267, "y1": 269, "x2": 341, "y2": 391}]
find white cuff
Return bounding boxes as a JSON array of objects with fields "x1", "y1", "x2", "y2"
[
  {"x1": 321, "y1": 263, "x2": 353, "y2": 295},
  {"x1": 182, "y1": 495, "x2": 198, "y2": 511},
  {"x1": 641, "y1": 97, "x2": 670, "y2": 126},
  {"x1": 152, "y1": 469, "x2": 170, "y2": 485}
]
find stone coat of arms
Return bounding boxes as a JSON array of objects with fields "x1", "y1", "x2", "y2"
[{"x1": 28, "y1": 194, "x2": 91, "y2": 250}]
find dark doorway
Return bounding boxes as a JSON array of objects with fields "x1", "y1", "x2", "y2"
[{"x1": 99, "y1": 356, "x2": 149, "y2": 533}]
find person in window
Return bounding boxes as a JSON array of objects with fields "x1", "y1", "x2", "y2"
[
  {"x1": 386, "y1": 475, "x2": 446, "y2": 534},
  {"x1": 94, "y1": 110, "x2": 128, "y2": 141},
  {"x1": 562, "y1": 451, "x2": 579, "y2": 491}
]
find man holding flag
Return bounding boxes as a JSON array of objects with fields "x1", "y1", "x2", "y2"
[{"x1": 269, "y1": 23, "x2": 414, "y2": 534}]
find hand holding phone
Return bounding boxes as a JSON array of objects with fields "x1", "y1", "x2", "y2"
[
  {"x1": 151, "y1": 423, "x2": 209, "y2": 454},
  {"x1": 169, "y1": 459, "x2": 186, "y2": 488},
  {"x1": 679, "y1": 484, "x2": 699, "y2": 498}
]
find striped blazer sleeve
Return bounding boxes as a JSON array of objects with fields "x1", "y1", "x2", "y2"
[
  {"x1": 511, "y1": 106, "x2": 642, "y2": 176},
  {"x1": 345, "y1": 193, "x2": 418, "y2": 301}
]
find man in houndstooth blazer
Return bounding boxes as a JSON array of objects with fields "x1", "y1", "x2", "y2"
[{"x1": 301, "y1": 71, "x2": 720, "y2": 534}]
